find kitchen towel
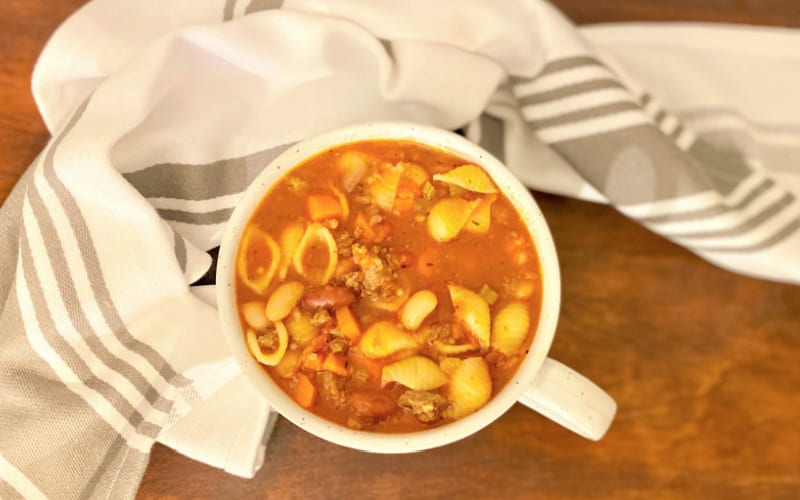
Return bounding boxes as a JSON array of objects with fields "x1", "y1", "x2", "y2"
[{"x1": 2, "y1": 0, "x2": 798, "y2": 498}]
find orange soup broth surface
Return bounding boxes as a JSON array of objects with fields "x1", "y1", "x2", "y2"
[{"x1": 236, "y1": 140, "x2": 543, "y2": 432}]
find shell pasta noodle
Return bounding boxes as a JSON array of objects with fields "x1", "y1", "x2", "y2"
[{"x1": 235, "y1": 140, "x2": 543, "y2": 432}]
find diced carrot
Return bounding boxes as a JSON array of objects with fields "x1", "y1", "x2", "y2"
[
  {"x1": 349, "y1": 352, "x2": 383, "y2": 382},
  {"x1": 302, "y1": 351, "x2": 326, "y2": 371},
  {"x1": 335, "y1": 306, "x2": 362, "y2": 341},
  {"x1": 392, "y1": 194, "x2": 415, "y2": 214},
  {"x1": 354, "y1": 212, "x2": 376, "y2": 241},
  {"x1": 292, "y1": 372, "x2": 317, "y2": 409},
  {"x1": 310, "y1": 332, "x2": 332, "y2": 351},
  {"x1": 307, "y1": 194, "x2": 342, "y2": 221},
  {"x1": 322, "y1": 352, "x2": 349, "y2": 376}
]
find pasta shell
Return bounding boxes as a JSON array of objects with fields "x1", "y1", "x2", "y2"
[
  {"x1": 369, "y1": 165, "x2": 402, "y2": 211},
  {"x1": 265, "y1": 281, "x2": 304, "y2": 322},
  {"x1": 448, "y1": 285, "x2": 491, "y2": 350},
  {"x1": 464, "y1": 195, "x2": 497, "y2": 234},
  {"x1": 492, "y1": 302, "x2": 531, "y2": 356},
  {"x1": 357, "y1": 321, "x2": 417, "y2": 359},
  {"x1": 240, "y1": 301, "x2": 268, "y2": 330},
  {"x1": 381, "y1": 356, "x2": 449, "y2": 390},
  {"x1": 427, "y1": 197, "x2": 482, "y2": 242},
  {"x1": 398, "y1": 290, "x2": 438, "y2": 330},
  {"x1": 237, "y1": 226, "x2": 281, "y2": 294},
  {"x1": 292, "y1": 222, "x2": 338, "y2": 285},
  {"x1": 439, "y1": 357, "x2": 462, "y2": 376},
  {"x1": 432, "y1": 165, "x2": 498, "y2": 194},
  {"x1": 371, "y1": 288, "x2": 409, "y2": 312},
  {"x1": 246, "y1": 321, "x2": 289, "y2": 366},
  {"x1": 447, "y1": 356, "x2": 492, "y2": 418},
  {"x1": 339, "y1": 150, "x2": 370, "y2": 192},
  {"x1": 285, "y1": 309, "x2": 318, "y2": 346},
  {"x1": 278, "y1": 222, "x2": 304, "y2": 280},
  {"x1": 433, "y1": 342, "x2": 479, "y2": 355}
]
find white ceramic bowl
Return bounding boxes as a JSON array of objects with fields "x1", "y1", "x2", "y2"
[{"x1": 217, "y1": 122, "x2": 614, "y2": 452}]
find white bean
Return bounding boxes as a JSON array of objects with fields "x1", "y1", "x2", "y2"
[{"x1": 266, "y1": 281, "x2": 305, "y2": 322}]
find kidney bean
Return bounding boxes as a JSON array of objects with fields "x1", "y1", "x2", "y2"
[
  {"x1": 348, "y1": 389, "x2": 397, "y2": 418},
  {"x1": 302, "y1": 285, "x2": 356, "y2": 309}
]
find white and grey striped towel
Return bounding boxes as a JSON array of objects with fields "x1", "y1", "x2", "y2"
[{"x1": 2, "y1": 0, "x2": 799, "y2": 497}]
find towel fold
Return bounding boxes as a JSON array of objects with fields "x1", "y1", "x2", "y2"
[{"x1": 1, "y1": 1, "x2": 798, "y2": 498}]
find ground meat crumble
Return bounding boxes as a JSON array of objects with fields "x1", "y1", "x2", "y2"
[
  {"x1": 349, "y1": 243, "x2": 398, "y2": 301},
  {"x1": 317, "y1": 371, "x2": 347, "y2": 407},
  {"x1": 310, "y1": 308, "x2": 332, "y2": 326},
  {"x1": 328, "y1": 336, "x2": 349, "y2": 353},
  {"x1": 428, "y1": 323, "x2": 452, "y2": 344},
  {"x1": 398, "y1": 390, "x2": 448, "y2": 423},
  {"x1": 336, "y1": 231, "x2": 355, "y2": 257},
  {"x1": 256, "y1": 326, "x2": 279, "y2": 351}
]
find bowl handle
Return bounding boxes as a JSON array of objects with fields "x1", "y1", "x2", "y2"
[{"x1": 517, "y1": 357, "x2": 617, "y2": 440}]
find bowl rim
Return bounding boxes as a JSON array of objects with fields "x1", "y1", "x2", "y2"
[{"x1": 216, "y1": 122, "x2": 561, "y2": 453}]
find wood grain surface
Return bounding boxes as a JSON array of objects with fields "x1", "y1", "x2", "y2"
[{"x1": 1, "y1": 1, "x2": 799, "y2": 499}]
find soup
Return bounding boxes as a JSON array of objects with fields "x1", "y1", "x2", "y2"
[{"x1": 235, "y1": 140, "x2": 542, "y2": 432}]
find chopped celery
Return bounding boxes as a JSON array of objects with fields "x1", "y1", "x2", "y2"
[
  {"x1": 479, "y1": 283, "x2": 498, "y2": 305},
  {"x1": 422, "y1": 181, "x2": 436, "y2": 200}
]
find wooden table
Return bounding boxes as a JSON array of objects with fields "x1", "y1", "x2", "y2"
[{"x1": 2, "y1": 1, "x2": 799, "y2": 498}]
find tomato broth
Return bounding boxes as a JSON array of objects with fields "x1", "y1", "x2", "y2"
[{"x1": 235, "y1": 140, "x2": 542, "y2": 432}]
